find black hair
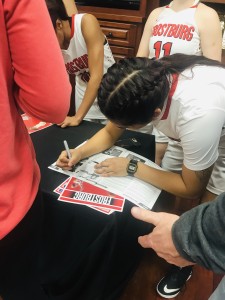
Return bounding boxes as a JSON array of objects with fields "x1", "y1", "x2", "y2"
[
  {"x1": 97, "y1": 54, "x2": 224, "y2": 126},
  {"x1": 45, "y1": 0, "x2": 71, "y2": 29}
]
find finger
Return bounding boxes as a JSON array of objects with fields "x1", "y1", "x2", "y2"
[
  {"x1": 94, "y1": 163, "x2": 104, "y2": 169},
  {"x1": 101, "y1": 171, "x2": 114, "y2": 177},
  {"x1": 138, "y1": 235, "x2": 153, "y2": 249},
  {"x1": 94, "y1": 163, "x2": 113, "y2": 175},
  {"x1": 97, "y1": 161, "x2": 109, "y2": 168},
  {"x1": 131, "y1": 207, "x2": 161, "y2": 226},
  {"x1": 59, "y1": 150, "x2": 68, "y2": 160}
]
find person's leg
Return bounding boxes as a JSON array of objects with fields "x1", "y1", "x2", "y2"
[
  {"x1": 157, "y1": 143, "x2": 193, "y2": 298},
  {"x1": 157, "y1": 135, "x2": 225, "y2": 298},
  {"x1": 201, "y1": 133, "x2": 225, "y2": 203},
  {"x1": 156, "y1": 265, "x2": 193, "y2": 299},
  {"x1": 157, "y1": 142, "x2": 194, "y2": 298},
  {"x1": 0, "y1": 190, "x2": 48, "y2": 300},
  {"x1": 208, "y1": 276, "x2": 225, "y2": 300}
]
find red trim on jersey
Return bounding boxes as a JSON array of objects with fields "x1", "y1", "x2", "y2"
[
  {"x1": 166, "y1": 1, "x2": 199, "y2": 9},
  {"x1": 161, "y1": 73, "x2": 179, "y2": 120},
  {"x1": 191, "y1": 0, "x2": 200, "y2": 8},
  {"x1": 71, "y1": 14, "x2": 75, "y2": 38}
]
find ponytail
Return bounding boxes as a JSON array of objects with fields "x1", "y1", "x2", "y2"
[
  {"x1": 97, "y1": 54, "x2": 224, "y2": 126},
  {"x1": 160, "y1": 53, "x2": 224, "y2": 74}
]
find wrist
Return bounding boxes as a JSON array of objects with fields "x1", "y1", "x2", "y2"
[
  {"x1": 74, "y1": 114, "x2": 83, "y2": 124},
  {"x1": 126, "y1": 159, "x2": 139, "y2": 176}
]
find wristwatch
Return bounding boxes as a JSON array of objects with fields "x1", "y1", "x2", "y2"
[{"x1": 126, "y1": 159, "x2": 138, "y2": 176}]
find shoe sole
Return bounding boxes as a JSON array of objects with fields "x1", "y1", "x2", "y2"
[{"x1": 156, "y1": 272, "x2": 192, "y2": 299}]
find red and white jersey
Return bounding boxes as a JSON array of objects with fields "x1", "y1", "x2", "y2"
[
  {"x1": 149, "y1": 0, "x2": 202, "y2": 59},
  {"x1": 62, "y1": 14, "x2": 115, "y2": 119},
  {"x1": 153, "y1": 65, "x2": 225, "y2": 171}
]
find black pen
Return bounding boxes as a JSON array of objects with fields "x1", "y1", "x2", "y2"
[{"x1": 63, "y1": 140, "x2": 75, "y2": 172}]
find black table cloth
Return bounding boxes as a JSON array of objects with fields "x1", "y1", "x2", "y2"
[{"x1": 30, "y1": 121, "x2": 168, "y2": 300}]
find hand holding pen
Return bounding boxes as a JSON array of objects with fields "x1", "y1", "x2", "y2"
[{"x1": 63, "y1": 140, "x2": 76, "y2": 172}]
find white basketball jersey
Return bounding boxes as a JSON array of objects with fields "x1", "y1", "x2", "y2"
[
  {"x1": 62, "y1": 14, "x2": 115, "y2": 119},
  {"x1": 149, "y1": 0, "x2": 202, "y2": 58}
]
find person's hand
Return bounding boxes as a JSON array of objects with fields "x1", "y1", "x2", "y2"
[
  {"x1": 56, "y1": 148, "x2": 82, "y2": 170},
  {"x1": 131, "y1": 207, "x2": 195, "y2": 267},
  {"x1": 57, "y1": 116, "x2": 82, "y2": 128},
  {"x1": 94, "y1": 157, "x2": 129, "y2": 177}
]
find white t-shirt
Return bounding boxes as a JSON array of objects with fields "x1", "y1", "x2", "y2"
[
  {"x1": 149, "y1": 0, "x2": 202, "y2": 58},
  {"x1": 153, "y1": 65, "x2": 225, "y2": 171},
  {"x1": 62, "y1": 14, "x2": 115, "y2": 119}
]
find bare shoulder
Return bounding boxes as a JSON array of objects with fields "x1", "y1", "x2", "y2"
[
  {"x1": 196, "y1": 3, "x2": 220, "y2": 19},
  {"x1": 81, "y1": 13, "x2": 102, "y2": 34},
  {"x1": 149, "y1": 6, "x2": 165, "y2": 20},
  {"x1": 82, "y1": 13, "x2": 99, "y2": 25},
  {"x1": 81, "y1": 13, "x2": 104, "y2": 44},
  {"x1": 144, "y1": 6, "x2": 165, "y2": 28}
]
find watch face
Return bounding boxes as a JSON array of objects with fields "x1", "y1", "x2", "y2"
[
  {"x1": 127, "y1": 159, "x2": 138, "y2": 175},
  {"x1": 129, "y1": 165, "x2": 136, "y2": 171}
]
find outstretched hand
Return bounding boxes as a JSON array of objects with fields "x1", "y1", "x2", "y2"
[
  {"x1": 94, "y1": 157, "x2": 129, "y2": 177},
  {"x1": 131, "y1": 207, "x2": 195, "y2": 267}
]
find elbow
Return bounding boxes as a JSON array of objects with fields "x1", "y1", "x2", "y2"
[
  {"x1": 22, "y1": 82, "x2": 71, "y2": 124},
  {"x1": 47, "y1": 76, "x2": 72, "y2": 122},
  {"x1": 183, "y1": 188, "x2": 203, "y2": 200},
  {"x1": 44, "y1": 85, "x2": 71, "y2": 123}
]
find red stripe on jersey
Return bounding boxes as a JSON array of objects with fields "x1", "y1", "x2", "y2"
[
  {"x1": 161, "y1": 73, "x2": 179, "y2": 120},
  {"x1": 71, "y1": 14, "x2": 75, "y2": 38},
  {"x1": 191, "y1": 0, "x2": 200, "y2": 8},
  {"x1": 166, "y1": 1, "x2": 199, "y2": 9}
]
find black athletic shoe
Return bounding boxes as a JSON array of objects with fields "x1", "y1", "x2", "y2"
[{"x1": 156, "y1": 265, "x2": 193, "y2": 298}]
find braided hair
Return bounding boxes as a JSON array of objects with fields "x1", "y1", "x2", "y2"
[{"x1": 97, "y1": 54, "x2": 224, "y2": 126}]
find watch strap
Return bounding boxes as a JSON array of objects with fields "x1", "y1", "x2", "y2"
[{"x1": 126, "y1": 159, "x2": 138, "y2": 176}]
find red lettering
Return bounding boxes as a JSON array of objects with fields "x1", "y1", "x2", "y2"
[
  {"x1": 186, "y1": 26, "x2": 194, "y2": 41},
  {"x1": 81, "y1": 54, "x2": 89, "y2": 68},
  {"x1": 74, "y1": 57, "x2": 86, "y2": 69},
  {"x1": 153, "y1": 23, "x2": 194, "y2": 41},
  {"x1": 81, "y1": 71, "x2": 90, "y2": 83},
  {"x1": 163, "y1": 24, "x2": 172, "y2": 36},
  {"x1": 178, "y1": 25, "x2": 189, "y2": 40},
  {"x1": 157, "y1": 24, "x2": 164, "y2": 36},
  {"x1": 152, "y1": 25, "x2": 159, "y2": 36},
  {"x1": 167, "y1": 24, "x2": 178, "y2": 37},
  {"x1": 173, "y1": 24, "x2": 184, "y2": 38}
]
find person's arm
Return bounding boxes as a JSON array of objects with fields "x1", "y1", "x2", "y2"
[
  {"x1": 4, "y1": 0, "x2": 71, "y2": 123},
  {"x1": 59, "y1": 14, "x2": 106, "y2": 127},
  {"x1": 172, "y1": 192, "x2": 225, "y2": 273},
  {"x1": 56, "y1": 121, "x2": 124, "y2": 169},
  {"x1": 136, "y1": 7, "x2": 163, "y2": 57},
  {"x1": 95, "y1": 86, "x2": 224, "y2": 199},
  {"x1": 197, "y1": 4, "x2": 222, "y2": 61},
  {"x1": 95, "y1": 157, "x2": 213, "y2": 198},
  {"x1": 131, "y1": 192, "x2": 225, "y2": 274},
  {"x1": 75, "y1": 14, "x2": 105, "y2": 122},
  {"x1": 63, "y1": 0, "x2": 78, "y2": 16}
]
